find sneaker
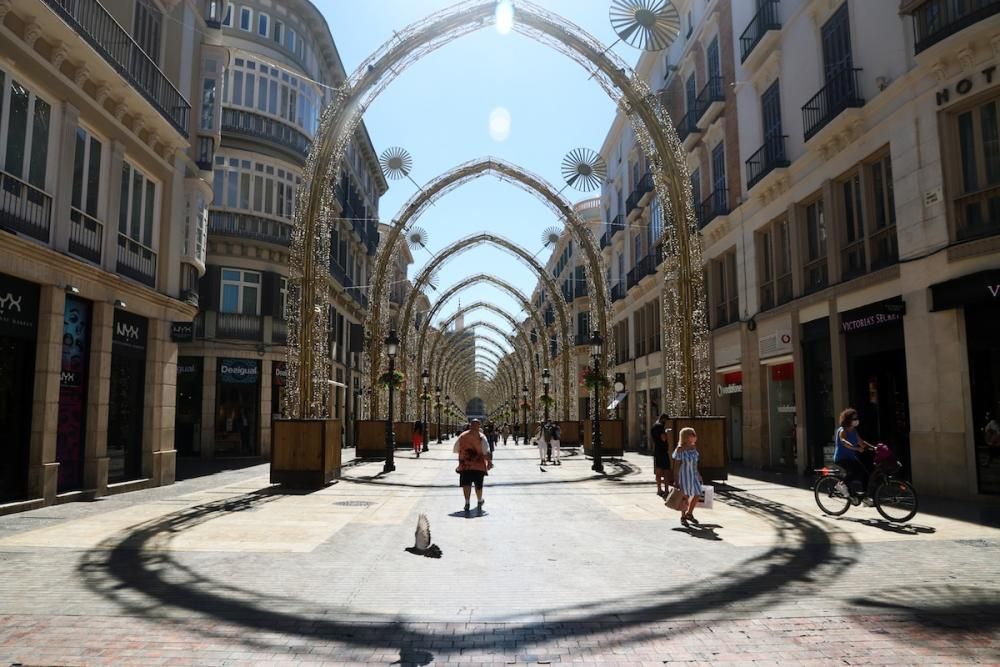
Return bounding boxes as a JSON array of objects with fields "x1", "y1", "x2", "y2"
[
  {"x1": 834, "y1": 481, "x2": 849, "y2": 497},
  {"x1": 862, "y1": 497, "x2": 875, "y2": 507},
  {"x1": 464, "y1": 506, "x2": 470, "y2": 518}
]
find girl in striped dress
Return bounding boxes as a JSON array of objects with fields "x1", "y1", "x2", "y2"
[{"x1": 672, "y1": 427, "x2": 703, "y2": 525}]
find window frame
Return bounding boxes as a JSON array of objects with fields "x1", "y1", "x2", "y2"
[
  {"x1": 257, "y1": 12, "x2": 269, "y2": 37},
  {"x1": 117, "y1": 159, "x2": 160, "y2": 251},
  {"x1": 70, "y1": 124, "x2": 107, "y2": 223},
  {"x1": 945, "y1": 92, "x2": 1000, "y2": 242},
  {"x1": 0, "y1": 68, "x2": 54, "y2": 194},
  {"x1": 802, "y1": 196, "x2": 828, "y2": 294},
  {"x1": 239, "y1": 6, "x2": 252, "y2": 31},
  {"x1": 220, "y1": 268, "x2": 261, "y2": 315}
]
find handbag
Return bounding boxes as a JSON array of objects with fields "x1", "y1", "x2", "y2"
[{"x1": 665, "y1": 488, "x2": 685, "y2": 511}]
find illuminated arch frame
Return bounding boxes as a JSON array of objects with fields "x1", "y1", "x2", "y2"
[{"x1": 286, "y1": 0, "x2": 709, "y2": 421}]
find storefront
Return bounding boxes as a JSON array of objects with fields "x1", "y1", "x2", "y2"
[
  {"x1": 931, "y1": 269, "x2": 1000, "y2": 494},
  {"x1": 56, "y1": 295, "x2": 92, "y2": 491},
  {"x1": 107, "y1": 310, "x2": 148, "y2": 484},
  {"x1": 271, "y1": 360, "x2": 287, "y2": 422},
  {"x1": 0, "y1": 273, "x2": 40, "y2": 503},
  {"x1": 801, "y1": 318, "x2": 835, "y2": 467},
  {"x1": 215, "y1": 358, "x2": 260, "y2": 456},
  {"x1": 175, "y1": 357, "x2": 203, "y2": 456},
  {"x1": 716, "y1": 370, "x2": 743, "y2": 462},
  {"x1": 840, "y1": 297, "x2": 911, "y2": 476},
  {"x1": 766, "y1": 361, "x2": 796, "y2": 469}
]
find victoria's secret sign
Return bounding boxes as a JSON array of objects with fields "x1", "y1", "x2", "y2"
[{"x1": 840, "y1": 298, "x2": 906, "y2": 334}]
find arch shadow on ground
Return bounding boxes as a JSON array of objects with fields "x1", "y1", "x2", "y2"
[{"x1": 75, "y1": 481, "x2": 860, "y2": 659}]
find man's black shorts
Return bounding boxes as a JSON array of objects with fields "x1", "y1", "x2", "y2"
[{"x1": 459, "y1": 470, "x2": 486, "y2": 488}]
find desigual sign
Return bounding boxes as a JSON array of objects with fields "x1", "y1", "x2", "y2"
[{"x1": 220, "y1": 358, "x2": 259, "y2": 384}]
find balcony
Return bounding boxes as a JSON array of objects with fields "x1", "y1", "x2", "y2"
[
  {"x1": 745, "y1": 135, "x2": 790, "y2": 190},
  {"x1": 626, "y1": 253, "x2": 658, "y2": 290},
  {"x1": 329, "y1": 259, "x2": 352, "y2": 289},
  {"x1": 42, "y1": 0, "x2": 191, "y2": 135},
  {"x1": 740, "y1": 0, "x2": 781, "y2": 66},
  {"x1": 698, "y1": 188, "x2": 729, "y2": 229},
  {"x1": 600, "y1": 228, "x2": 612, "y2": 250},
  {"x1": 209, "y1": 211, "x2": 291, "y2": 246},
  {"x1": 68, "y1": 208, "x2": 104, "y2": 264},
  {"x1": 216, "y1": 312, "x2": 263, "y2": 341},
  {"x1": 912, "y1": 0, "x2": 1000, "y2": 54},
  {"x1": 695, "y1": 76, "x2": 726, "y2": 128},
  {"x1": 0, "y1": 170, "x2": 52, "y2": 243},
  {"x1": 611, "y1": 282, "x2": 626, "y2": 302},
  {"x1": 625, "y1": 190, "x2": 642, "y2": 217},
  {"x1": 802, "y1": 68, "x2": 864, "y2": 142},
  {"x1": 221, "y1": 108, "x2": 310, "y2": 161},
  {"x1": 675, "y1": 110, "x2": 702, "y2": 146},
  {"x1": 954, "y1": 184, "x2": 1000, "y2": 241},
  {"x1": 272, "y1": 318, "x2": 288, "y2": 345},
  {"x1": 574, "y1": 332, "x2": 591, "y2": 346},
  {"x1": 116, "y1": 234, "x2": 157, "y2": 287},
  {"x1": 610, "y1": 214, "x2": 625, "y2": 238},
  {"x1": 626, "y1": 172, "x2": 655, "y2": 217}
]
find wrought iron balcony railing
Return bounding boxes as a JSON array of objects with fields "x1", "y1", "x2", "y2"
[
  {"x1": 272, "y1": 318, "x2": 288, "y2": 345},
  {"x1": 611, "y1": 282, "x2": 626, "y2": 302},
  {"x1": 42, "y1": 0, "x2": 191, "y2": 135},
  {"x1": 209, "y1": 211, "x2": 291, "y2": 246},
  {"x1": 0, "y1": 170, "x2": 52, "y2": 243},
  {"x1": 216, "y1": 312, "x2": 263, "y2": 341},
  {"x1": 740, "y1": 0, "x2": 781, "y2": 63},
  {"x1": 600, "y1": 228, "x2": 612, "y2": 249},
  {"x1": 802, "y1": 68, "x2": 864, "y2": 141},
  {"x1": 196, "y1": 136, "x2": 214, "y2": 171},
  {"x1": 610, "y1": 214, "x2": 625, "y2": 237},
  {"x1": 68, "y1": 207, "x2": 104, "y2": 264},
  {"x1": 695, "y1": 76, "x2": 725, "y2": 121},
  {"x1": 698, "y1": 188, "x2": 729, "y2": 229},
  {"x1": 745, "y1": 135, "x2": 790, "y2": 190},
  {"x1": 221, "y1": 107, "x2": 310, "y2": 160},
  {"x1": 912, "y1": 0, "x2": 1000, "y2": 54},
  {"x1": 116, "y1": 234, "x2": 157, "y2": 287},
  {"x1": 676, "y1": 109, "x2": 702, "y2": 143}
]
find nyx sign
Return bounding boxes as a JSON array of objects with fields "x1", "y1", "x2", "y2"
[
  {"x1": 112, "y1": 310, "x2": 148, "y2": 354},
  {"x1": 0, "y1": 273, "x2": 39, "y2": 339},
  {"x1": 170, "y1": 321, "x2": 195, "y2": 342}
]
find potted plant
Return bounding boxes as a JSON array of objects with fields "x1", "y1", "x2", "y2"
[
  {"x1": 581, "y1": 366, "x2": 610, "y2": 391},
  {"x1": 539, "y1": 394, "x2": 555, "y2": 407},
  {"x1": 378, "y1": 370, "x2": 405, "y2": 389}
]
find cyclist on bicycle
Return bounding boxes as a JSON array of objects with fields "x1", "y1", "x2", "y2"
[{"x1": 834, "y1": 408, "x2": 874, "y2": 499}]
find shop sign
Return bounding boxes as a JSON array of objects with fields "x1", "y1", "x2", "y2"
[
  {"x1": 936, "y1": 65, "x2": 997, "y2": 106},
  {"x1": 717, "y1": 371, "x2": 742, "y2": 397},
  {"x1": 929, "y1": 269, "x2": 1000, "y2": 311},
  {"x1": 220, "y1": 358, "x2": 259, "y2": 384},
  {"x1": 0, "y1": 273, "x2": 40, "y2": 339},
  {"x1": 111, "y1": 310, "x2": 148, "y2": 355},
  {"x1": 177, "y1": 362, "x2": 198, "y2": 376},
  {"x1": 273, "y1": 361, "x2": 287, "y2": 387},
  {"x1": 840, "y1": 298, "x2": 905, "y2": 334},
  {"x1": 170, "y1": 321, "x2": 195, "y2": 342}
]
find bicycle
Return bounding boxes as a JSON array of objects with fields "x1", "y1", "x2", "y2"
[{"x1": 813, "y1": 443, "x2": 919, "y2": 523}]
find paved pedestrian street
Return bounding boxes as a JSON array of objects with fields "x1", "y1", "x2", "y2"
[{"x1": 1, "y1": 442, "x2": 998, "y2": 666}]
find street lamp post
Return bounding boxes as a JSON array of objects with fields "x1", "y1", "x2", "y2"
[
  {"x1": 542, "y1": 368, "x2": 551, "y2": 423},
  {"x1": 521, "y1": 385, "x2": 528, "y2": 447},
  {"x1": 590, "y1": 330, "x2": 605, "y2": 474},
  {"x1": 435, "y1": 385, "x2": 442, "y2": 444},
  {"x1": 445, "y1": 394, "x2": 450, "y2": 436},
  {"x1": 421, "y1": 369, "x2": 430, "y2": 452},
  {"x1": 383, "y1": 330, "x2": 399, "y2": 474}
]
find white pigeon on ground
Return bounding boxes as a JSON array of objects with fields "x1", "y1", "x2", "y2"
[{"x1": 405, "y1": 513, "x2": 442, "y2": 558}]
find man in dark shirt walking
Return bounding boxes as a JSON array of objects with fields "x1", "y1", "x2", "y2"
[{"x1": 651, "y1": 414, "x2": 673, "y2": 497}]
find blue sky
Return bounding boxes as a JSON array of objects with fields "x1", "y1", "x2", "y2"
[{"x1": 316, "y1": 1, "x2": 637, "y2": 376}]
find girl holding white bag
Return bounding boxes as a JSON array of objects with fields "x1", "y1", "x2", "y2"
[{"x1": 672, "y1": 427, "x2": 703, "y2": 526}]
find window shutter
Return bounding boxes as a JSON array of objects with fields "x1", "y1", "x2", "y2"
[
  {"x1": 200, "y1": 265, "x2": 221, "y2": 311},
  {"x1": 262, "y1": 272, "x2": 279, "y2": 317}
]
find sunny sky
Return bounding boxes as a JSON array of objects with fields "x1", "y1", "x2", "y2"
[{"x1": 315, "y1": 0, "x2": 640, "y2": 379}]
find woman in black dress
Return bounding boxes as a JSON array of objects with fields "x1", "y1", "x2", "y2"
[{"x1": 651, "y1": 413, "x2": 673, "y2": 497}]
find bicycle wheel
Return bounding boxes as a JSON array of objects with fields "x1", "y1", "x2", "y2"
[
  {"x1": 874, "y1": 479, "x2": 918, "y2": 523},
  {"x1": 814, "y1": 476, "x2": 851, "y2": 516}
]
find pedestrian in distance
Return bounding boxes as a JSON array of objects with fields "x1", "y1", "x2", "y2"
[
  {"x1": 501, "y1": 423, "x2": 511, "y2": 446},
  {"x1": 454, "y1": 419, "x2": 493, "y2": 517},
  {"x1": 533, "y1": 421, "x2": 548, "y2": 465},
  {"x1": 412, "y1": 420, "x2": 424, "y2": 458},
  {"x1": 484, "y1": 420, "x2": 496, "y2": 454},
  {"x1": 546, "y1": 421, "x2": 561, "y2": 465},
  {"x1": 651, "y1": 413, "x2": 673, "y2": 497},
  {"x1": 672, "y1": 427, "x2": 703, "y2": 526}
]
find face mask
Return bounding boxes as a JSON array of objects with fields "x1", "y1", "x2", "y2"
[{"x1": 852, "y1": 420, "x2": 860, "y2": 427}]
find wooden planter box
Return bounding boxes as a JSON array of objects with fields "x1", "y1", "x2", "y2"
[
  {"x1": 271, "y1": 419, "x2": 341, "y2": 488},
  {"x1": 582, "y1": 419, "x2": 624, "y2": 457},
  {"x1": 671, "y1": 416, "x2": 728, "y2": 481},
  {"x1": 558, "y1": 421, "x2": 581, "y2": 445},
  {"x1": 356, "y1": 419, "x2": 387, "y2": 458},
  {"x1": 393, "y1": 421, "x2": 413, "y2": 447}
]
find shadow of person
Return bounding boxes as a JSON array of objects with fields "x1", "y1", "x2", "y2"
[
  {"x1": 447, "y1": 509, "x2": 489, "y2": 519},
  {"x1": 393, "y1": 647, "x2": 434, "y2": 666},
  {"x1": 837, "y1": 516, "x2": 936, "y2": 535},
  {"x1": 672, "y1": 524, "x2": 723, "y2": 541}
]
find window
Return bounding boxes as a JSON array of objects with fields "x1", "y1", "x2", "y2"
[
  {"x1": 953, "y1": 97, "x2": 1000, "y2": 240},
  {"x1": 221, "y1": 2, "x2": 232, "y2": 26},
  {"x1": 839, "y1": 171, "x2": 866, "y2": 279},
  {"x1": 279, "y1": 277, "x2": 288, "y2": 319},
  {"x1": 225, "y1": 58, "x2": 321, "y2": 135},
  {"x1": 757, "y1": 218, "x2": 792, "y2": 311},
  {"x1": 686, "y1": 73, "x2": 697, "y2": 113},
  {"x1": 257, "y1": 13, "x2": 269, "y2": 36},
  {"x1": 1, "y1": 71, "x2": 52, "y2": 195},
  {"x1": 286, "y1": 27, "x2": 297, "y2": 53},
  {"x1": 712, "y1": 251, "x2": 739, "y2": 327},
  {"x1": 690, "y1": 168, "x2": 702, "y2": 219},
  {"x1": 803, "y1": 198, "x2": 828, "y2": 293},
  {"x1": 650, "y1": 196, "x2": 664, "y2": 244},
  {"x1": 200, "y1": 76, "x2": 217, "y2": 130},
  {"x1": 634, "y1": 233, "x2": 642, "y2": 265},
  {"x1": 117, "y1": 161, "x2": 157, "y2": 249},
  {"x1": 133, "y1": 0, "x2": 163, "y2": 65},
  {"x1": 273, "y1": 20, "x2": 283, "y2": 43},
  {"x1": 711, "y1": 142, "x2": 727, "y2": 215},
  {"x1": 71, "y1": 127, "x2": 103, "y2": 224},
  {"x1": 868, "y1": 153, "x2": 898, "y2": 267},
  {"x1": 220, "y1": 268, "x2": 260, "y2": 315},
  {"x1": 239, "y1": 7, "x2": 252, "y2": 31}
]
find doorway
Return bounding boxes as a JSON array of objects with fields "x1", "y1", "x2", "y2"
[{"x1": 175, "y1": 357, "x2": 203, "y2": 456}]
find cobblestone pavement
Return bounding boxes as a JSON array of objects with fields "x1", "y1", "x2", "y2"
[{"x1": 1, "y1": 441, "x2": 998, "y2": 666}]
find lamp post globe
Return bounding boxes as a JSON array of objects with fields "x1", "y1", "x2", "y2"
[
  {"x1": 383, "y1": 329, "x2": 400, "y2": 474},
  {"x1": 590, "y1": 330, "x2": 604, "y2": 474}
]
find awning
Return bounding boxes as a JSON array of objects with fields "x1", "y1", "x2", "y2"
[
  {"x1": 606, "y1": 391, "x2": 628, "y2": 410},
  {"x1": 327, "y1": 380, "x2": 347, "y2": 388},
  {"x1": 929, "y1": 269, "x2": 1000, "y2": 311}
]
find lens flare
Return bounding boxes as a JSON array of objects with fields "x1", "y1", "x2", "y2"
[
  {"x1": 488, "y1": 107, "x2": 512, "y2": 142},
  {"x1": 495, "y1": 0, "x2": 514, "y2": 35}
]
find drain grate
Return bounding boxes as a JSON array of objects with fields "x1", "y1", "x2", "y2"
[{"x1": 333, "y1": 500, "x2": 374, "y2": 507}]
